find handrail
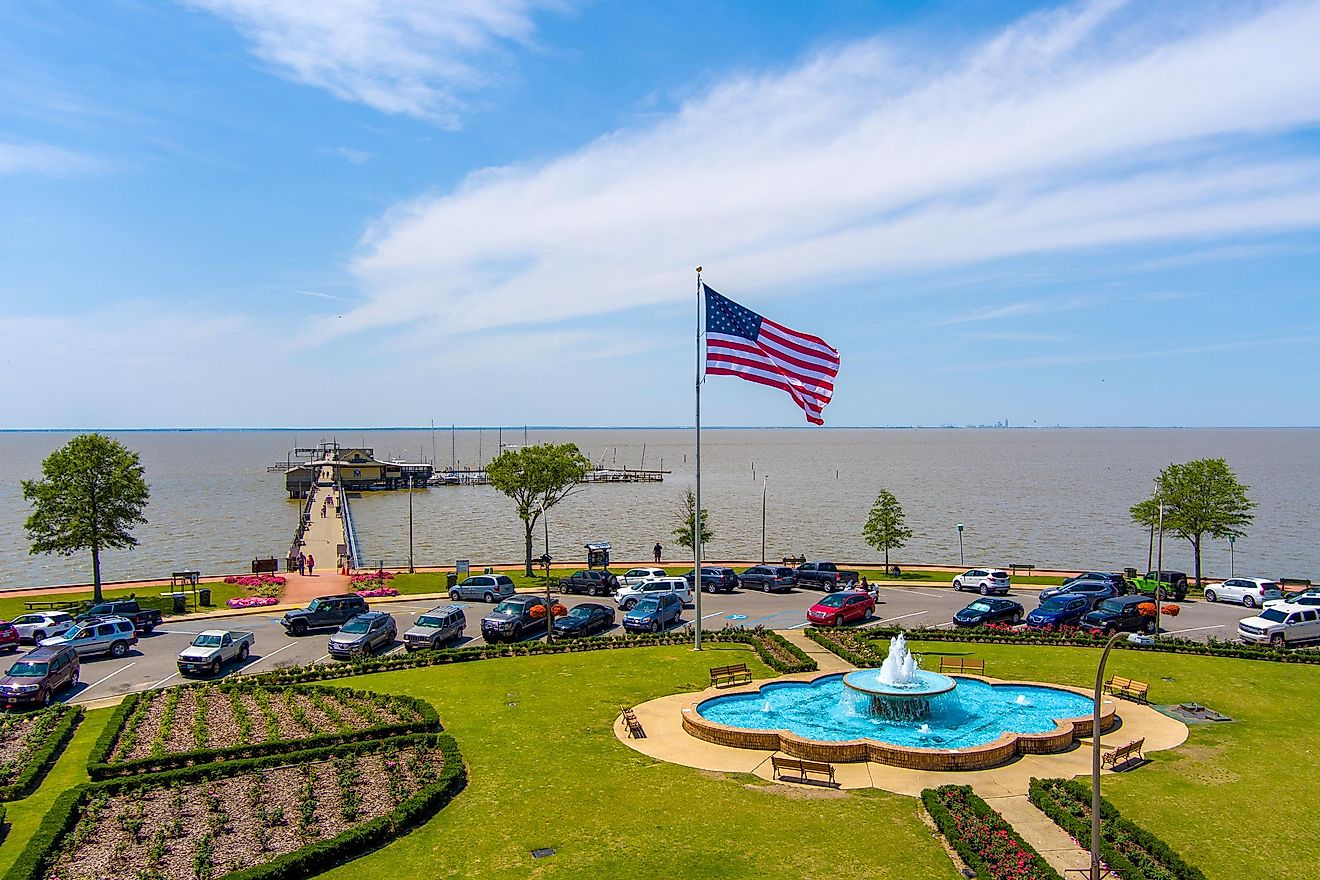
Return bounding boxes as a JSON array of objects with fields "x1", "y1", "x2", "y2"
[{"x1": 339, "y1": 482, "x2": 363, "y2": 569}]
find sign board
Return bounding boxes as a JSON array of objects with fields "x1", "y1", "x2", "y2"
[{"x1": 456, "y1": 559, "x2": 470, "y2": 578}]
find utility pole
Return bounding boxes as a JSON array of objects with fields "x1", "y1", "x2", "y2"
[
  {"x1": 761, "y1": 475, "x2": 769, "y2": 565},
  {"x1": 407, "y1": 475, "x2": 415, "y2": 573},
  {"x1": 1154, "y1": 498, "x2": 1164, "y2": 640}
]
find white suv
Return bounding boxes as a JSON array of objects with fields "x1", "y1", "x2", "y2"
[
  {"x1": 618, "y1": 567, "x2": 667, "y2": 587},
  {"x1": 10, "y1": 612, "x2": 76, "y2": 643},
  {"x1": 1238, "y1": 602, "x2": 1320, "y2": 646},
  {"x1": 1206, "y1": 577, "x2": 1281, "y2": 608},
  {"x1": 952, "y1": 569, "x2": 1011, "y2": 595},
  {"x1": 614, "y1": 577, "x2": 693, "y2": 611}
]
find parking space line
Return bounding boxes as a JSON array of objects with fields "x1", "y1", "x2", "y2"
[
  {"x1": 1164, "y1": 624, "x2": 1224, "y2": 635},
  {"x1": 787, "y1": 622, "x2": 810, "y2": 629},
  {"x1": 878, "y1": 611, "x2": 928, "y2": 625},
  {"x1": 241, "y1": 642, "x2": 295, "y2": 668},
  {"x1": 81, "y1": 661, "x2": 136, "y2": 694},
  {"x1": 383, "y1": 645, "x2": 405, "y2": 656},
  {"x1": 151, "y1": 671, "x2": 180, "y2": 689},
  {"x1": 700, "y1": 612, "x2": 723, "y2": 620},
  {"x1": 157, "y1": 628, "x2": 209, "y2": 636},
  {"x1": 883, "y1": 588, "x2": 947, "y2": 598}
]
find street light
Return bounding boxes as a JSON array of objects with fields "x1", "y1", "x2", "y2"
[
  {"x1": 1228, "y1": 535, "x2": 1236, "y2": 578},
  {"x1": 407, "y1": 475, "x2": 415, "y2": 574},
  {"x1": 956, "y1": 523, "x2": 965, "y2": 566},
  {"x1": 761, "y1": 474, "x2": 769, "y2": 565},
  {"x1": 1089, "y1": 630, "x2": 1125, "y2": 880}
]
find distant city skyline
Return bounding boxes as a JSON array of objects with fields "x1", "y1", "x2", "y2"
[{"x1": 2, "y1": 1, "x2": 1319, "y2": 428}]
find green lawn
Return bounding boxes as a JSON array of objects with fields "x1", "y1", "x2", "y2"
[{"x1": 0, "y1": 582, "x2": 251, "y2": 624}]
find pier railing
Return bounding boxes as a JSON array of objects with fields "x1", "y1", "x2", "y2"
[{"x1": 339, "y1": 483, "x2": 363, "y2": 569}]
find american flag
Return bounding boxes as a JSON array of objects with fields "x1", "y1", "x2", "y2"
[{"x1": 703, "y1": 284, "x2": 840, "y2": 425}]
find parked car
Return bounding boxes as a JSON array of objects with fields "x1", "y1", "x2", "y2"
[
  {"x1": 795, "y1": 561, "x2": 859, "y2": 592},
  {"x1": 952, "y1": 569, "x2": 1011, "y2": 595},
  {"x1": 953, "y1": 598, "x2": 1024, "y2": 628},
  {"x1": 1024, "y1": 595, "x2": 1091, "y2": 629},
  {"x1": 739, "y1": 566, "x2": 797, "y2": 592},
  {"x1": 1139, "y1": 570, "x2": 1189, "y2": 601},
  {"x1": 449, "y1": 574, "x2": 517, "y2": 603},
  {"x1": 1038, "y1": 580, "x2": 1122, "y2": 607},
  {"x1": 618, "y1": 568, "x2": 666, "y2": 587},
  {"x1": 682, "y1": 567, "x2": 740, "y2": 593},
  {"x1": 615, "y1": 577, "x2": 693, "y2": 610},
  {"x1": 328, "y1": 612, "x2": 397, "y2": 659},
  {"x1": 76, "y1": 600, "x2": 163, "y2": 635},
  {"x1": 280, "y1": 595, "x2": 369, "y2": 636},
  {"x1": 481, "y1": 595, "x2": 563, "y2": 643},
  {"x1": 622, "y1": 593, "x2": 684, "y2": 633},
  {"x1": 1268, "y1": 590, "x2": 1320, "y2": 610},
  {"x1": 39, "y1": 616, "x2": 137, "y2": 658},
  {"x1": 1205, "y1": 577, "x2": 1281, "y2": 608},
  {"x1": 177, "y1": 630, "x2": 255, "y2": 676},
  {"x1": 1062, "y1": 572, "x2": 1129, "y2": 592},
  {"x1": 0, "y1": 621, "x2": 18, "y2": 654},
  {"x1": 0, "y1": 646, "x2": 79, "y2": 709},
  {"x1": 402, "y1": 606, "x2": 466, "y2": 651},
  {"x1": 1080, "y1": 596, "x2": 1156, "y2": 636},
  {"x1": 1238, "y1": 602, "x2": 1320, "y2": 646},
  {"x1": 553, "y1": 602, "x2": 616, "y2": 638},
  {"x1": 10, "y1": 612, "x2": 76, "y2": 644},
  {"x1": 806, "y1": 591, "x2": 875, "y2": 626},
  {"x1": 558, "y1": 570, "x2": 620, "y2": 596}
]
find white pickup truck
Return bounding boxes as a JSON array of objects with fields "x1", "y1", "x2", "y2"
[{"x1": 177, "y1": 630, "x2": 255, "y2": 676}]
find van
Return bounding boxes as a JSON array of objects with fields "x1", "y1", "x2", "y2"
[
  {"x1": 403, "y1": 606, "x2": 467, "y2": 651},
  {"x1": 449, "y1": 574, "x2": 516, "y2": 603}
]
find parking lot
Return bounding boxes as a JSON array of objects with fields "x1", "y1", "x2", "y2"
[{"x1": 36, "y1": 582, "x2": 1265, "y2": 707}]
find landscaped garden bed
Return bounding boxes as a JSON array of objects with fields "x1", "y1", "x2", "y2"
[
  {"x1": 1029, "y1": 778, "x2": 1205, "y2": 880},
  {"x1": 922, "y1": 785, "x2": 1061, "y2": 880},
  {"x1": 0, "y1": 705, "x2": 82, "y2": 801},
  {"x1": 88, "y1": 685, "x2": 437, "y2": 778}
]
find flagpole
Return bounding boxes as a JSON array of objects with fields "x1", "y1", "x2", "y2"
[{"x1": 694, "y1": 266, "x2": 704, "y2": 651}]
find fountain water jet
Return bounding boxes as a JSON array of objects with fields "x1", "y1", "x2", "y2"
[{"x1": 841, "y1": 634, "x2": 958, "y2": 721}]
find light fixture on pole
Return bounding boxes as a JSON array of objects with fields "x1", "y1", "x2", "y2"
[
  {"x1": 1154, "y1": 498, "x2": 1164, "y2": 640},
  {"x1": 1090, "y1": 629, "x2": 1125, "y2": 880},
  {"x1": 956, "y1": 523, "x2": 965, "y2": 566},
  {"x1": 1228, "y1": 535, "x2": 1235, "y2": 578},
  {"x1": 761, "y1": 474, "x2": 769, "y2": 565},
  {"x1": 407, "y1": 475, "x2": 415, "y2": 574}
]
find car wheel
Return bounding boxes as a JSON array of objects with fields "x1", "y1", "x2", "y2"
[
  {"x1": 1143, "y1": 620, "x2": 1155, "y2": 634},
  {"x1": 211, "y1": 659, "x2": 222, "y2": 676},
  {"x1": 863, "y1": 607, "x2": 874, "y2": 620},
  {"x1": 979, "y1": 584, "x2": 989, "y2": 595},
  {"x1": 624, "y1": 599, "x2": 637, "y2": 611},
  {"x1": 704, "y1": 583, "x2": 715, "y2": 593},
  {"x1": 762, "y1": 583, "x2": 772, "y2": 593},
  {"x1": 484, "y1": 592, "x2": 495, "y2": 603},
  {"x1": 953, "y1": 579, "x2": 962, "y2": 591},
  {"x1": 650, "y1": 620, "x2": 660, "y2": 633},
  {"x1": 833, "y1": 615, "x2": 844, "y2": 627},
  {"x1": 1271, "y1": 633, "x2": 1286, "y2": 647},
  {"x1": 110, "y1": 640, "x2": 129, "y2": 658},
  {"x1": 1013, "y1": 612, "x2": 1023, "y2": 624},
  {"x1": 1204, "y1": 590, "x2": 1216, "y2": 603},
  {"x1": 292, "y1": 621, "x2": 308, "y2": 636},
  {"x1": 68, "y1": 673, "x2": 79, "y2": 689},
  {"x1": 449, "y1": 590, "x2": 461, "y2": 601},
  {"x1": 41, "y1": 689, "x2": 52, "y2": 707},
  {"x1": 1243, "y1": 595, "x2": 1256, "y2": 609},
  {"x1": 33, "y1": 630, "x2": 46, "y2": 642},
  {"x1": 238, "y1": 644, "x2": 249, "y2": 661}
]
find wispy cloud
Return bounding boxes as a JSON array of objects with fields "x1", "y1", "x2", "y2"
[
  {"x1": 0, "y1": 140, "x2": 101, "y2": 176},
  {"x1": 186, "y1": 0, "x2": 569, "y2": 126},
  {"x1": 1142, "y1": 290, "x2": 1203, "y2": 302},
  {"x1": 322, "y1": 147, "x2": 373, "y2": 165},
  {"x1": 292, "y1": 289, "x2": 346, "y2": 301},
  {"x1": 936, "y1": 297, "x2": 1092, "y2": 325},
  {"x1": 335, "y1": 1, "x2": 1320, "y2": 339},
  {"x1": 1136, "y1": 243, "x2": 1299, "y2": 270}
]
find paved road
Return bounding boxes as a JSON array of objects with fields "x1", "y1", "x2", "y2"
[{"x1": 41, "y1": 584, "x2": 1260, "y2": 707}]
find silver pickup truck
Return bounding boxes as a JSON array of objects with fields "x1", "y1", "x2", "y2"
[{"x1": 177, "y1": 629, "x2": 255, "y2": 676}]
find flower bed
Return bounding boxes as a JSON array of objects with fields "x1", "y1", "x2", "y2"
[
  {"x1": 1029, "y1": 778, "x2": 1206, "y2": 880},
  {"x1": 223, "y1": 575, "x2": 287, "y2": 588},
  {"x1": 88, "y1": 685, "x2": 438, "y2": 779},
  {"x1": 922, "y1": 785, "x2": 1062, "y2": 880},
  {"x1": 349, "y1": 570, "x2": 397, "y2": 590},
  {"x1": 226, "y1": 596, "x2": 280, "y2": 609},
  {"x1": 803, "y1": 627, "x2": 885, "y2": 666},
  {"x1": 0, "y1": 705, "x2": 82, "y2": 801},
  {"x1": 353, "y1": 587, "x2": 399, "y2": 598}
]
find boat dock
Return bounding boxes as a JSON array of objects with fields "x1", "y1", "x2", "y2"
[
  {"x1": 290, "y1": 466, "x2": 361, "y2": 570},
  {"x1": 429, "y1": 465, "x2": 668, "y2": 486}
]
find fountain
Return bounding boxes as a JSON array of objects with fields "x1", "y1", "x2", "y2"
[{"x1": 840, "y1": 634, "x2": 957, "y2": 721}]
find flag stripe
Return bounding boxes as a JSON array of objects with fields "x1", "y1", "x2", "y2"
[
  {"x1": 704, "y1": 350, "x2": 834, "y2": 402},
  {"x1": 707, "y1": 333, "x2": 839, "y2": 381},
  {"x1": 760, "y1": 318, "x2": 838, "y2": 358},
  {"x1": 706, "y1": 367, "x2": 825, "y2": 424}
]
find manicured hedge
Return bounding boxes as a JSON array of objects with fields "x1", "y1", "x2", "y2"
[
  {"x1": 3, "y1": 733, "x2": 465, "y2": 880},
  {"x1": 803, "y1": 627, "x2": 884, "y2": 667},
  {"x1": 86, "y1": 684, "x2": 439, "y2": 778},
  {"x1": 922, "y1": 785, "x2": 1062, "y2": 880},
  {"x1": 0, "y1": 704, "x2": 83, "y2": 801},
  {"x1": 1029, "y1": 778, "x2": 1206, "y2": 880}
]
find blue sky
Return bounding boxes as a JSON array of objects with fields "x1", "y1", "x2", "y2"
[{"x1": 2, "y1": 0, "x2": 1318, "y2": 428}]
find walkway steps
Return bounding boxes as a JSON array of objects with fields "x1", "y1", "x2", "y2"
[
  {"x1": 983, "y1": 794, "x2": 1093, "y2": 876},
  {"x1": 776, "y1": 629, "x2": 855, "y2": 672}
]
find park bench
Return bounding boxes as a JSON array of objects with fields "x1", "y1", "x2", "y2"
[
  {"x1": 1009, "y1": 563, "x2": 1035, "y2": 576},
  {"x1": 1103, "y1": 676, "x2": 1150, "y2": 703},
  {"x1": 1279, "y1": 577, "x2": 1313, "y2": 590},
  {"x1": 621, "y1": 708, "x2": 646, "y2": 739},
  {"x1": 782, "y1": 555, "x2": 806, "y2": 566},
  {"x1": 22, "y1": 599, "x2": 81, "y2": 612},
  {"x1": 937, "y1": 657, "x2": 986, "y2": 675},
  {"x1": 709, "y1": 663, "x2": 753, "y2": 688},
  {"x1": 771, "y1": 755, "x2": 836, "y2": 786},
  {"x1": 251, "y1": 557, "x2": 279, "y2": 575},
  {"x1": 1102, "y1": 737, "x2": 1145, "y2": 769}
]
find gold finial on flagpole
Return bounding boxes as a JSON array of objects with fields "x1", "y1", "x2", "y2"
[{"x1": 695, "y1": 265, "x2": 702, "y2": 273}]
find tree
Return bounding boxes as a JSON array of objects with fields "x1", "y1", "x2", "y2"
[
  {"x1": 672, "y1": 489, "x2": 713, "y2": 552},
  {"x1": 486, "y1": 443, "x2": 591, "y2": 577},
  {"x1": 22, "y1": 433, "x2": 150, "y2": 603},
  {"x1": 1129, "y1": 458, "x2": 1255, "y2": 591},
  {"x1": 862, "y1": 489, "x2": 913, "y2": 571}
]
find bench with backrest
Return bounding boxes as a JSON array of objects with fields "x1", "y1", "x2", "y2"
[
  {"x1": 1103, "y1": 676, "x2": 1150, "y2": 703},
  {"x1": 709, "y1": 663, "x2": 753, "y2": 687},
  {"x1": 937, "y1": 657, "x2": 986, "y2": 675},
  {"x1": 771, "y1": 755, "x2": 836, "y2": 785},
  {"x1": 23, "y1": 599, "x2": 82, "y2": 611},
  {"x1": 1279, "y1": 577, "x2": 1313, "y2": 591},
  {"x1": 782, "y1": 555, "x2": 806, "y2": 567},
  {"x1": 621, "y1": 708, "x2": 646, "y2": 739},
  {"x1": 1009, "y1": 563, "x2": 1035, "y2": 576},
  {"x1": 1102, "y1": 737, "x2": 1145, "y2": 769},
  {"x1": 252, "y1": 557, "x2": 279, "y2": 574}
]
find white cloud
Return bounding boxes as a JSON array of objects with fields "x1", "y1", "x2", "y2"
[
  {"x1": 187, "y1": 0, "x2": 566, "y2": 125},
  {"x1": 323, "y1": 146, "x2": 373, "y2": 165},
  {"x1": 0, "y1": 140, "x2": 101, "y2": 176},
  {"x1": 340, "y1": 0, "x2": 1320, "y2": 339},
  {"x1": 937, "y1": 297, "x2": 1092, "y2": 325}
]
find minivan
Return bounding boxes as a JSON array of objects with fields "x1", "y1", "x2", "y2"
[
  {"x1": 0, "y1": 646, "x2": 79, "y2": 709},
  {"x1": 402, "y1": 606, "x2": 466, "y2": 651},
  {"x1": 449, "y1": 574, "x2": 516, "y2": 603}
]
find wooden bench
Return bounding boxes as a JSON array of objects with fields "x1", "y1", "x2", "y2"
[
  {"x1": 1279, "y1": 578, "x2": 1313, "y2": 591},
  {"x1": 1102, "y1": 737, "x2": 1145, "y2": 769},
  {"x1": 251, "y1": 557, "x2": 279, "y2": 575},
  {"x1": 771, "y1": 755, "x2": 836, "y2": 786},
  {"x1": 709, "y1": 663, "x2": 753, "y2": 687},
  {"x1": 621, "y1": 708, "x2": 646, "y2": 739},
  {"x1": 23, "y1": 600, "x2": 81, "y2": 611},
  {"x1": 1009, "y1": 563, "x2": 1035, "y2": 576},
  {"x1": 782, "y1": 555, "x2": 806, "y2": 567},
  {"x1": 1103, "y1": 676, "x2": 1150, "y2": 703},
  {"x1": 937, "y1": 657, "x2": 986, "y2": 675}
]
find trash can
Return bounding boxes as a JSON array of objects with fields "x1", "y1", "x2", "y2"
[
  {"x1": 198, "y1": 588, "x2": 212, "y2": 607},
  {"x1": 171, "y1": 593, "x2": 187, "y2": 614},
  {"x1": 446, "y1": 573, "x2": 458, "y2": 589}
]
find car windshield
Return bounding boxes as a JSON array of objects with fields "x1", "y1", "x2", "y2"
[
  {"x1": 967, "y1": 601, "x2": 993, "y2": 612},
  {"x1": 416, "y1": 615, "x2": 446, "y2": 628},
  {"x1": 191, "y1": 634, "x2": 223, "y2": 647},
  {"x1": 492, "y1": 601, "x2": 520, "y2": 615},
  {"x1": 990, "y1": 571, "x2": 1008, "y2": 579},
  {"x1": 634, "y1": 599, "x2": 660, "y2": 614},
  {"x1": 1039, "y1": 598, "x2": 1075, "y2": 612},
  {"x1": 340, "y1": 618, "x2": 371, "y2": 634},
  {"x1": 1260, "y1": 609, "x2": 1288, "y2": 623},
  {"x1": 1099, "y1": 599, "x2": 1125, "y2": 613},
  {"x1": 817, "y1": 594, "x2": 848, "y2": 608},
  {"x1": 566, "y1": 606, "x2": 592, "y2": 619},
  {"x1": 65, "y1": 627, "x2": 90, "y2": 639},
  {"x1": 307, "y1": 598, "x2": 323, "y2": 612},
  {"x1": 7, "y1": 661, "x2": 49, "y2": 676}
]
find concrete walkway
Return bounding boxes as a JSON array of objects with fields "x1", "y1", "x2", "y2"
[
  {"x1": 988, "y1": 794, "x2": 1092, "y2": 876},
  {"x1": 283, "y1": 472, "x2": 353, "y2": 603},
  {"x1": 779, "y1": 628, "x2": 856, "y2": 672}
]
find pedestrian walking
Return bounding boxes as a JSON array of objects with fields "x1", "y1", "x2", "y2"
[
  {"x1": 307, "y1": 554, "x2": 315, "y2": 576},
  {"x1": 653, "y1": 543, "x2": 662, "y2": 564},
  {"x1": 297, "y1": 552, "x2": 306, "y2": 576}
]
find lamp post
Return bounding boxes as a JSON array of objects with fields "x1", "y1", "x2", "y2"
[
  {"x1": 407, "y1": 475, "x2": 415, "y2": 574},
  {"x1": 1154, "y1": 498, "x2": 1164, "y2": 640},
  {"x1": 761, "y1": 474, "x2": 769, "y2": 565},
  {"x1": 956, "y1": 523, "x2": 965, "y2": 566},
  {"x1": 1090, "y1": 630, "x2": 1125, "y2": 880},
  {"x1": 1228, "y1": 535, "x2": 1235, "y2": 578}
]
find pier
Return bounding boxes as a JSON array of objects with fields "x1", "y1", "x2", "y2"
[
  {"x1": 429, "y1": 465, "x2": 668, "y2": 486},
  {"x1": 289, "y1": 465, "x2": 361, "y2": 572}
]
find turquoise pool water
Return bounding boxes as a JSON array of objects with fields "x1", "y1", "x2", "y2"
[{"x1": 696, "y1": 674, "x2": 1093, "y2": 750}]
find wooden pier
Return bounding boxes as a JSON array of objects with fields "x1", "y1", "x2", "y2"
[{"x1": 428, "y1": 465, "x2": 667, "y2": 486}]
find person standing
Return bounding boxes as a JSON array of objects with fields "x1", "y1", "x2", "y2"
[
  {"x1": 653, "y1": 543, "x2": 662, "y2": 564},
  {"x1": 307, "y1": 554, "x2": 315, "y2": 576},
  {"x1": 297, "y1": 552, "x2": 306, "y2": 576}
]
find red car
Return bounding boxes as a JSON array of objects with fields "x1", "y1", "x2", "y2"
[
  {"x1": 806, "y1": 591, "x2": 875, "y2": 627},
  {"x1": 0, "y1": 621, "x2": 19, "y2": 654}
]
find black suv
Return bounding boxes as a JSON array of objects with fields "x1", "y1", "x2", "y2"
[
  {"x1": 1062, "y1": 572, "x2": 1129, "y2": 592},
  {"x1": 683, "y1": 567, "x2": 740, "y2": 593},
  {"x1": 280, "y1": 595, "x2": 370, "y2": 636},
  {"x1": 1037, "y1": 580, "x2": 1123, "y2": 608},
  {"x1": 1081, "y1": 595, "x2": 1156, "y2": 635},
  {"x1": 558, "y1": 570, "x2": 619, "y2": 596},
  {"x1": 481, "y1": 595, "x2": 563, "y2": 643},
  {"x1": 739, "y1": 566, "x2": 797, "y2": 593},
  {"x1": 0, "y1": 646, "x2": 79, "y2": 709},
  {"x1": 76, "y1": 600, "x2": 163, "y2": 635},
  {"x1": 1141, "y1": 570, "x2": 1190, "y2": 601}
]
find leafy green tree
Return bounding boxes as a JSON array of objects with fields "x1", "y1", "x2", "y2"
[
  {"x1": 862, "y1": 489, "x2": 913, "y2": 571},
  {"x1": 22, "y1": 433, "x2": 150, "y2": 603},
  {"x1": 672, "y1": 489, "x2": 713, "y2": 552},
  {"x1": 486, "y1": 443, "x2": 591, "y2": 576},
  {"x1": 1130, "y1": 458, "x2": 1256, "y2": 590}
]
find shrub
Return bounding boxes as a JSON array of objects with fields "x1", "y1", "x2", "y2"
[
  {"x1": 922, "y1": 785, "x2": 1062, "y2": 880},
  {"x1": 0, "y1": 704, "x2": 83, "y2": 801}
]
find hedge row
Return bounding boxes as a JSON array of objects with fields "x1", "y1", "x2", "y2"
[
  {"x1": 0, "y1": 704, "x2": 83, "y2": 802},
  {"x1": 802, "y1": 627, "x2": 884, "y2": 667},
  {"x1": 3, "y1": 733, "x2": 465, "y2": 880},
  {"x1": 922, "y1": 785, "x2": 1062, "y2": 880},
  {"x1": 86, "y1": 684, "x2": 440, "y2": 778},
  {"x1": 1029, "y1": 778, "x2": 1206, "y2": 880}
]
